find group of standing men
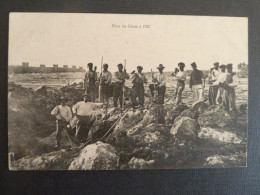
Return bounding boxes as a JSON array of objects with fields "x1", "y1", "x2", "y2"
[
  {"x1": 51, "y1": 61, "x2": 239, "y2": 147},
  {"x1": 84, "y1": 61, "x2": 238, "y2": 112}
]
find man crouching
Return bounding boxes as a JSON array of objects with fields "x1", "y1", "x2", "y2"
[{"x1": 72, "y1": 93, "x2": 97, "y2": 143}]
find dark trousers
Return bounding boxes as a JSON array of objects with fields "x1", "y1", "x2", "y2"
[
  {"x1": 85, "y1": 84, "x2": 97, "y2": 102},
  {"x1": 100, "y1": 84, "x2": 110, "y2": 104},
  {"x1": 222, "y1": 87, "x2": 238, "y2": 118},
  {"x1": 175, "y1": 81, "x2": 185, "y2": 105},
  {"x1": 149, "y1": 84, "x2": 166, "y2": 104},
  {"x1": 113, "y1": 83, "x2": 124, "y2": 107},
  {"x1": 75, "y1": 115, "x2": 92, "y2": 143},
  {"x1": 209, "y1": 85, "x2": 219, "y2": 105},
  {"x1": 56, "y1": 120, "x2": 69, "y2": 146},
  {"x1": 131, "y1": 83, "x2": 144, "y2": 107}
]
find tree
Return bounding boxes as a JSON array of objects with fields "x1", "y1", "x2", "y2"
[{"x1": 237, "y1": 63, "x2": 248, "y2": 78}]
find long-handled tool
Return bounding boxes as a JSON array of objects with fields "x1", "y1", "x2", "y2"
[
  {"x1": 99, "y1": 56, "x2": 103, "y2": 103},
  {"x1": 122, "y1": 59, "x2": 126, "y2": 111}
]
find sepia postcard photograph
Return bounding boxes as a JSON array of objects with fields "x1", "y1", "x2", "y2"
[{"x1": 8, "y1": 13, "x2": 248, "y2": 170}]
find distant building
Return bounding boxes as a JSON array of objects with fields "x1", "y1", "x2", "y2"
[
  {"x1": 9, "y1": 62, "x2": 85, "y2": 74},
  {"x1": 40, "y1": 64, "x2": 45, "y2": 69},
  {"x1": 22, "y1": 62, "x2": 29, "y2": 67}
]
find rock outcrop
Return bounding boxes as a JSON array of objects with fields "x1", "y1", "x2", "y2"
[
  {"x1": 170, "y1": 117, "x2": 199, "y2": 140},
  {"x1": 69, "y1": 142, "x2": 119, "y2": 170}
]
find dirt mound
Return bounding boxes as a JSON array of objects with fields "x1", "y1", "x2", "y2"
[{"x1": 9, "y1": 81, "x2": 248, "y2": 170}]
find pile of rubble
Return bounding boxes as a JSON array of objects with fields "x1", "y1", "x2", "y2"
[{"x1": 8, "y1": 82, "x2": 247, "y2": 170}]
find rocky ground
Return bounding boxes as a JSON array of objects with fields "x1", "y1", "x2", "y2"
[{"x1": 8, "y1": 79, "x2": 248, "y2": 170}]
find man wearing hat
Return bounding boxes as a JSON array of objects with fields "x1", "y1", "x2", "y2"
[
  {"x1": 113, "y1": 63, "x2": 130, "y2": 108},
  {"x1": 84, "y1": 63, "x2": 97, "y2": 102},
  {"x1": 190, "y1": 62, "x2": 207, "y2": 103},
  {"x1": 98, "y1": 63, "x2": 112, "y2": 106},
  {"x1": 213, "y1": 64, "x2": 227, "y2": 104},
  {"x1": 218, "y1": 64, "x2": 238, "y2": 118},
  {"x1": 172, "y1": 62, "x2": 187, "y2": 105},
  {"x1": 149, "y1": 64, "x2": 167, "y2": 104},
  {"x1": 130, "y1": 66, "x2": 147, "y2": 108},
  {"x1": 208, "y1": 62, "x2": 221, "y2": 105},
  {"x1": 51, "y1": 96, "x2": 73, "y2": 148},
  {"x1": 72, "y1": 93, "x2": 100, "y2": 142}
]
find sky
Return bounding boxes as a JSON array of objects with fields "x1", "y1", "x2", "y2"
[{"x1": 9, "y1": 13, "x2": 248, "y2": 72}]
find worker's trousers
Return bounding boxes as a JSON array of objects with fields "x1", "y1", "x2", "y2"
[
  {"x1": 113, "y1": 83, "x2": 124, "y2": 108},
  {"x1": 175, "y1": 80, "x2": 185, "y2": 105},
  {"x1": 99, "y1": 84, "x2": 110, "y2": 105},
  {"x1": 75, "y1": 115, "x2": 92, "y2": 143},
  {"x1": 131, "y1": 83, "x2": 145, "y2": 107},
  {"x1": 221, "y1": 87, "x2": 238, "y2": 118},
  {"x1": 192, "y1": 84, "x2": 205, "y2": 103},
  {"x1": 85, "y1": 84, "x2": 97, "y2": 102},
  {"x1": 56, "y1": 120, "x2": 69, "y2": 146},
  {"x1": 209, "y1": 85, "x2": 218, "y2": 105},
  {"x1": 149, "y1": 84, "x2": 166, "y2": 104}
]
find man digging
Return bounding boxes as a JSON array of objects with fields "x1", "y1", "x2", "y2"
[{"x1": 51, "y1": 96, "x2": 73, "y2": 148}]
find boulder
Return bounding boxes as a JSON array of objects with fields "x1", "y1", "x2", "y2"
[
  {"x1": 165, "y1": 104, "x2": 189, "y2": 125},
  {"x1": 14, "y1": 149, "x2": 79, "y2": 170},
  {"x1": 113, "y1": 109, "x2": 145, "y2": 135},
  {"x1": 143, "y1": 132, "x2": 161, "y2": 144},
  {"x1": 198, "y1": 127, "x2": 242, "y2": 144},
  {"x1": 179, "y1": 109, "x2": 197, "y2": 119},
  {"x1": 69, "y1": 141, "x2": 119, "y2": 170},
  {"x1": 198, "y1": 106, "x2": 233, "y2": 128},
  {"x1": 128, "y1": 157, "x2": 154, "y2": 169},
  {"x1": 192, "y1": 101, "x2": 208, "y2": 114},
  {"x1": 204, "y1": 153, "x2": 247, "y2": 167},
  {"x1": 170, "y1": 117, "x2": 199, "y2": 139}
]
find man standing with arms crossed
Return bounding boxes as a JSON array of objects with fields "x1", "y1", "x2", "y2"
[
  {"x1": 98, "y1": 63, "x2": 112, "y2": 107},
  {"x1": 113, "y1": 63, "x2": 130, "y2": 108},
  {"x1": 172, "y1": 62, "x2": 187, "y2": 105}
]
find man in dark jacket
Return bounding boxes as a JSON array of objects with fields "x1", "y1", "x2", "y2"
[{"x1": 190, "y1": 62, "x2": 207, "y2": 104}]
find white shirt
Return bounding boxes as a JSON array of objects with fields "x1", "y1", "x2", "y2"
[
  {"x1": 227, "y1": 73, "x2": 238, "y2": 88},
  {"x1": 51, "y1": 105, "x2": 73, "y2": 122},
  {"x1": 210, "y1": 69, "x2": 221, "y2": 81},
  {"x1": 213, "y1": 72, "x2": 227, "y2": 86},
  {"x1": 72, "y1": 101, "x2": 95, "y2": 116},
  {"x1": 153, "y1": 72, "x2": 167, "y2": 86},
  {"x1": 175, "y1": 71, "x2": 187, "y2": 81}
]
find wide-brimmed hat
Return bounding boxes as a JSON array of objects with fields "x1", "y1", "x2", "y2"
[
  {"x1": 137, "y1": 66, "x2": 143, "y2": 70},
  {"x1": 191, "y1": 62, "x2": 197, "y2": 67},
  {"x1": 157, "y1": 64, "x2": 165, "y2": 69},
  {"x1": 178, "y1": 62, "x2": 185, "y2": 67},
  {"x1": 87, "y1": 63, "x2": 93, "y2": 67}
]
